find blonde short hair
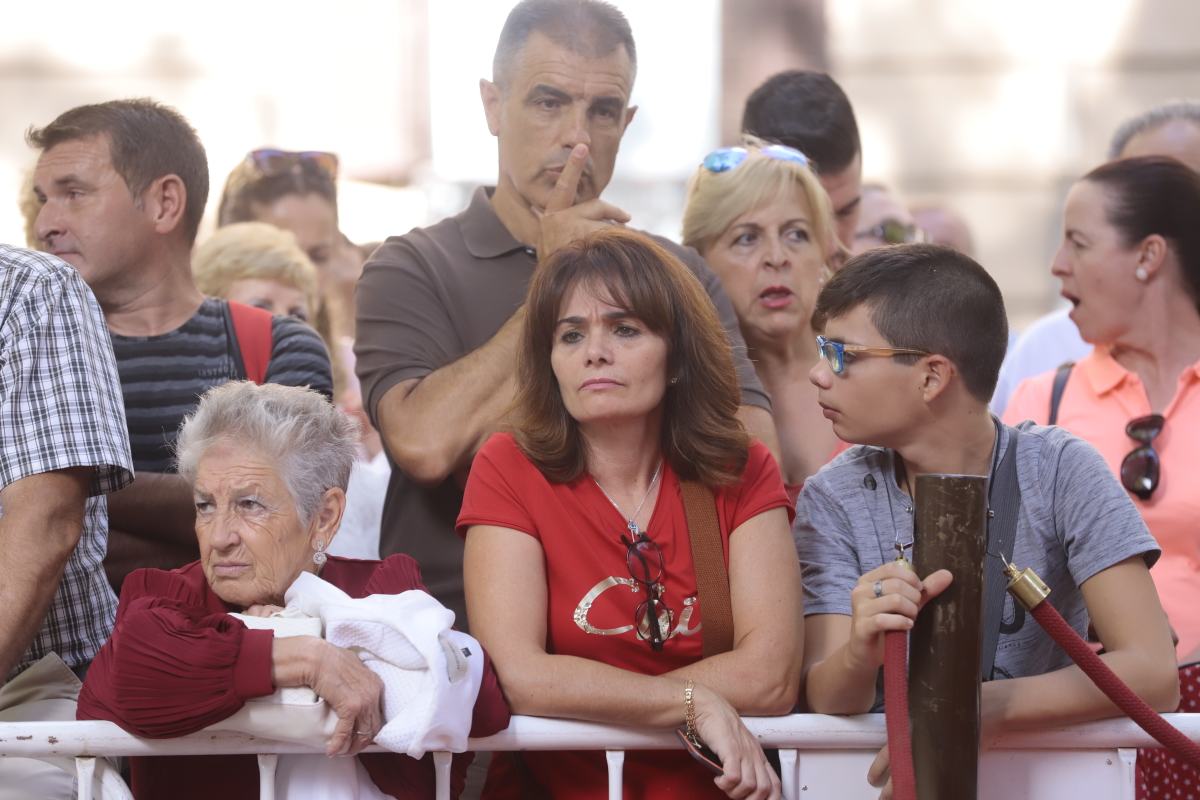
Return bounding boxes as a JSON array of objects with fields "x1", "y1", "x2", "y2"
[
  {"x1": 192, "y1": 222, "x2": 320, "y2": 319},
  {"x1": 682, "y1": 136, "x2": 836, "y2": 260}
]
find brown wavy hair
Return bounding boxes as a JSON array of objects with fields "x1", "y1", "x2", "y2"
[{"x1": 515, "y1": 227, "x2": 749, "y2": 487}]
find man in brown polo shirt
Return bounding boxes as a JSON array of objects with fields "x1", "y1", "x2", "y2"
[{"x1": 355, "y1": 0, "x2": 778, "y2": 630}]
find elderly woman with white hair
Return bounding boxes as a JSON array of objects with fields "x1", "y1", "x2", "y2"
[{"x1": 77, "y1": 382, "x2": 509, "y2": 800}]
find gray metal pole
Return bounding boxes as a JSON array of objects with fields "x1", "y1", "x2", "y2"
[{"x1": 910, "y1": 474, "x2": 987, "y2": 800}]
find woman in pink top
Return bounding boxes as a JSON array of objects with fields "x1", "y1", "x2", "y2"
[
  {"x1": 1005, "y1": 156, "x2": 1200, "y2": 662},
  {"x1": 682, "y1": 139, "x2": 848, "y2": 501}
]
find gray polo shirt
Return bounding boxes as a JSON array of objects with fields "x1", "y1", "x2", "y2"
[
  {"x1": 795, "y1": 421, "x2": 1159, "y2": 681},
  {"x1": 356, "y1": 186, "x2": 769, "y2": 629}
]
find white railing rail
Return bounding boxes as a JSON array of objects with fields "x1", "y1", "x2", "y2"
[{"x1": 4, "y1": 714, "x2": 1198, "y2": 800}]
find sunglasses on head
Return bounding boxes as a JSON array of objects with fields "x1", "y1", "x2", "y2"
[
  {"x1": 855, "y1": 219, "x2": 926, "y2": 246},
  {"x1": 701, "y1": 144, "x2": 810, "y2": 174},
  {"x1": 1121, "y1": 414, "x2": 1165, "y2": 501},
  {"x1": 246, "y1": 148, "x2": 339, "y2": 180}
]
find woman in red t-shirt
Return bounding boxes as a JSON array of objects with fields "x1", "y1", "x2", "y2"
[{"x1": 459, "y1": 228, "x2": 803, "y2": 799}]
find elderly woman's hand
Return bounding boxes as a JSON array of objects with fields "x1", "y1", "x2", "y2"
[
  {"x1": 308, "y1": 640, "x2": 385, "y2": 756},
  {"x1": 243, "y1": 604, "x2": 284, "y2": 617},
  {"x1": 691, "y1": 683, "x2": 781, "y2": 800}
]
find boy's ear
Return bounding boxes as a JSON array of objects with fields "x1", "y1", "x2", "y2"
[{"x1": 919, "y1": 354, "x2": 955, "y2": 403}]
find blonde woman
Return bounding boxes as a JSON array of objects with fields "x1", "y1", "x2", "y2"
[
  {"x1": 683, "y1": 139, "x2": 843, "y2": 491},
  {"x1": 193, "y1": 222, "x2": 386, "y2": 560},
  {"x1": 193, "y1": 222, "x2": 320, "y2": 323}
]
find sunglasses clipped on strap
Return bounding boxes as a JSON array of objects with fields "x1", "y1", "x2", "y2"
[{"x1": 1121, "y1": 413, "x2": 1165, "y2": 501}]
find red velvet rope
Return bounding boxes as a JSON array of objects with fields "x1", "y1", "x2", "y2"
[
  {"x1": 884, "y1": 630, "x2": 917, "y2": 800},
  {"x1": 1029, "y1": 601, "x2": 1200, "y2": 768}
]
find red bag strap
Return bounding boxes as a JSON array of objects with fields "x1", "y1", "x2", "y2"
[
  {"x1": 680, "y1": 480, "x2": 734, "y2": 657},
  {"x1": 227, "y1": 301, "x2": 273, "y2": 384}
]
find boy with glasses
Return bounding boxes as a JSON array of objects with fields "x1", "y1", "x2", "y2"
[{"x1": 794, "y1": 243, "x2": 1177, "y2": 789}]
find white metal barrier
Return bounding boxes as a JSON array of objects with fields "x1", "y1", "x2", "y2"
[{"x1": 3, "y1": 714, "x2": 1198, "y2": 799}]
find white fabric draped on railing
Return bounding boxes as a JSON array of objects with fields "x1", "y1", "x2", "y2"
[{"x1": 3, "y1": 713, "x2": 1197, "y2": 800}]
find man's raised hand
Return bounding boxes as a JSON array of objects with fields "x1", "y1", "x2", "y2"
[{"x1": 535, "y1": 143, "x2": 630, "y2": 260}]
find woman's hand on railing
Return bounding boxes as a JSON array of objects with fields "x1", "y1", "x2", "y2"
[
  {"x1": 849, "y1": 564, "x2": 953, "y2": 670},
  {"x1": 307, "y1": 641, "x2": 385, "y2": 757},
  {"x1": 692, "y1": 683, "x2": 782, "y2": 800},
  {"x1": 243, "y1": 604, "x2": 284, "y2": 617}
]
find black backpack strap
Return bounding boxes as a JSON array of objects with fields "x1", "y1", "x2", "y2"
[
  {"x1": 1048, "y1": 362, "x2": 1075, "y2": 426},
  {"x1": 980, "y1": 426, "x2": 1021, "y2": 681}
]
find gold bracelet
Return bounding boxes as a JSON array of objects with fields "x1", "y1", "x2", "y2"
[{"x1": 684, "y1": 679, "x2": 697, "y2": 743}]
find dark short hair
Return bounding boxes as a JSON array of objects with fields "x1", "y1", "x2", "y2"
[
  {"x1": 493, "y1": 0, "x2": 636, "y2": 87},
  {"x1": 814, "y1": 244, "x2": 1008, "y2": 402},
  {"x1": 217, "y1": 154, "x2": 338, "y2": 228},
  {"x1": 516, "y1": 228, "x2": 748, "y2": 487},
  {"x1": 741, "y1": 70, "x2": 861, "y2": 176},
  {"x1": 27, "y1": 98, "x2": 209, "y2": 244},
  {"x1": 1083, "y1": 155, "x2": 1200, "y2": 311}
]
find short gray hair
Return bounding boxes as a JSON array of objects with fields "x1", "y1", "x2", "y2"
[
  {"x1": 1109, "y1": 100, "x2": 1200, "y2": 159},
  {"x1": 176, "y1": 381, "x2": 358, "y2": 524}
]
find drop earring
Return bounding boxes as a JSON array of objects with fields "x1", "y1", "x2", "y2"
[{"x1": 312, "y1": 539, "x2": 327, "y2": 566}]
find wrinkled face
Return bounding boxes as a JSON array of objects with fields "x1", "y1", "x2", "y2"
[
  {"x1": 550, "y1": 283, "x2": 669, "y2": 429},
  {"x1": 853, "y1": 185, "x2": 919, "y2": 254},
  {"x1": 1052, "y1": 180, "x2": 1142, "y2": 345},
  {"x1": 251, "y1": 193, "x2": 338, "y2": 272},
  {"x1": 819, "y1": 154, "x2": 863, "y2": 251},
  {"x1": 193, "y1": 440, "x2": 315, "y2": 608},
  {"x1": 485, "y1": 31, "x2": 636, "y2": 212},
  {"x1": 225, "y1": 277, "x2": 313, "y2": 323},
  {"x1": 702, "y1": 189, "x2": 825, "y2": 344},
  {"x1": 809, "y1": 304, "x2": 923, "y2": 446},
  {"x1": 33, "y1": 135, "x2": 158, "y2": 297}
]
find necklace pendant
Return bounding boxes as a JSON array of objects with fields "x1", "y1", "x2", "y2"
[{"x1": 627, "y1": 520, "x2": 640, "y2": 537}]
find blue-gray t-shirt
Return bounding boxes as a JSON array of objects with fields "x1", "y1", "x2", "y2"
[{"x1": 794, "y1": 421, "x2": 1159, "y2": 681}]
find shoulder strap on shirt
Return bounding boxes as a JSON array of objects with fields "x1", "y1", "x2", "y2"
[
  {"x1": 680, "y1": 480, "x2": 734, "y2": 658},
  {"x1": 1048, "y1": 361, "x2": 1075, "y2": 426},
  {"x1": 980, "y1": 426, "x2": 1021, "y2": 681},
  {"x1": 225, "y1": 300, "x2": 274, "y2": 385}
]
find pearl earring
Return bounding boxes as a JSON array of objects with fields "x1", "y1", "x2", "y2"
[
  {"x1": 1135, "y1": 266, "x2": 1149, "y2": 282},
  {"x1": 312, "y1": 539, "x2": 327, "y2": 566}
]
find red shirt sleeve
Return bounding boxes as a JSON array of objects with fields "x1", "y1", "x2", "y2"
[
  {"x1": 77, "y1": 568, "x2": 274, "y2": 737},
  {"x1": 457, "y1": 433, "x2": 541, "y2": 540},
  {"x1": 721, "y1": 440, "x2": 794, "y2": 533}
]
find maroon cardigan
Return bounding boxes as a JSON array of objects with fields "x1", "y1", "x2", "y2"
[{"x1": 78, "y1": 555, "x2": 510, "y2": 799}]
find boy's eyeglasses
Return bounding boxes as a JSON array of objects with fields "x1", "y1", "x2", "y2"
[
  {"x1": 1121, "y1": 414, "x2": 1165, "y2": 501},
  {"x1": 815, "y1": 335, "x2": 929, "y2": 375},
  {"x1": 855, "y1": 219, "x2": 927, "y2": 246},
  {"x1": 246, "y1": 148, "x2": 339, "y2": 180},
  {"x1": 701, "y1": 144, "x2": 810, "y2": 174}
]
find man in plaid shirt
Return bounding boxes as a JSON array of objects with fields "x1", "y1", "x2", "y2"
[{"x1": 0, "y1": 244, "x2": 132, "y2": 797}]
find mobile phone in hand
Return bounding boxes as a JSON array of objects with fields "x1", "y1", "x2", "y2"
[{"x1": 675, "y1": 727, "x2": 723, "y2": 775}]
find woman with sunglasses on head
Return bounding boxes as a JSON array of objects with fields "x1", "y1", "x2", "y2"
[
  {"x1": 459, "y1": 228, "x2": 801, "y2": 799},
  {"x1": 217, "y1": 151, "x2": 389, "y2": 563},
  {"x1": 682, "y1": 138, "x2": 844, "y2": 493},
  {"x1": 1006, "y1": 156, "x2": 1200, "y2": 664}
]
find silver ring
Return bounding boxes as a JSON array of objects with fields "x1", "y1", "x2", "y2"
[
  {"x1": 354, "y1": 730, "x2": 371, "y2": 737},
  {"x1": 873, "y1": 580, "x2": 883, "y2": 598}
]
